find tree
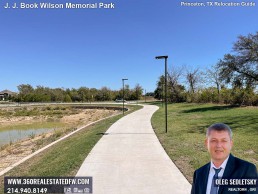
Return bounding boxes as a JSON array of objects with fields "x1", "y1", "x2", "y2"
[
  {"x1": 131, "y1": 84, "x2": 143, "y2": 100},
  {"x1": 186, "y1": 68, "x2": 200, "y2": 94},
  {"x1": 50, "y1": 88, "x2": 65, "y2": 102},
  {"x1": 95, "y1": 87, "x2": 113, "y2": 101},
  {"x1": 17, "y1": 84, "x2": 34, "y2": 102},
  {"x1": 64, "y1": 94, "x2": 72, "y2": 102},
  {"x1": 78, "y1": 87, "x2": 91, "y2": 102},
  {"x1": 123, "y1": 84, "x2": 130, "y2": 100},
  {"x1": 90, "y1": 88, "x2": 98, "y2": 102},
  {"x1": 17, "y1": 84, "x2": 34, "y2": 95},
  {"x1": 198, "y1": 87, "x2": 219, "y2": 103},
  {"x1": 167, "y1": 65, "x2": 185, "y2": 102},
  {"x1": 154, "y1": 75, "x2": 165, "y2": 100},
  {"x1": 154, "y1": 71, "x2": 186, "y2": 103},
  {"x1": 206, "y1": 65, "x2": 222, "y2": 96},
  {"x1": 205, "y1": 65, "x2": 223, "y2": 103},
  {"x1": 217, "y1": 32, "x2": 258, "y2": 88},
  {"x1": 34, "y1": 86, "x2": 51, "y2": 102},
  {"x1": 70, "y1": 88, "x2": 81, "y2": 102}
]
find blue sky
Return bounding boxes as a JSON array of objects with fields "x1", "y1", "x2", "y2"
[{"x1": 1, "y1": 0, "x2": 258, "y2": 92}]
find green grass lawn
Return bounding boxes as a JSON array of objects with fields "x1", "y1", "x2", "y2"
[
  {"x1": 151, "y1": 103, "x2": 258, "y2": 183},
  {"x1": 0, "y1": 105, "x2": 141, "y2": 194}
]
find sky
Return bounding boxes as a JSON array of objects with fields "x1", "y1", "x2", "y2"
[{"x1": 1, "y1": 0, "x2": 258, "y2": 93}]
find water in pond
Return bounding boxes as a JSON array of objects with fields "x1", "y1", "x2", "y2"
[{"x1": 0, "y1": 128, "x2": 54, "y2": 146}]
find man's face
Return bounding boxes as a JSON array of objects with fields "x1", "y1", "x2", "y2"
[{"x1": 205, "y1": 130, "x2": 233, "y2": 164}]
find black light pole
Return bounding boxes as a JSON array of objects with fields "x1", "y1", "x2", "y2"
[
  {"x1": 122, "y1": 78, "x2": 128, "y2": 115},
  {"x1": 162, "y1": 82, "x2": 164, "y2": 108},
  {"x1": 155, "y1": 56, "x2": 168, "y2": 133}
]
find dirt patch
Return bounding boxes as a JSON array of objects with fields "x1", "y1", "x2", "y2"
[
  {"x1": 0, "y1": 115, "x2": 41, "y2": 126},
  {"x1": 60, "y1": 109, "x2": 112, "y2": 125},
  {"x1": 0, "y1": 107, "x2": 120, "y2": 172},
  {"x1": 0, "y1": 136, "x2": 44, "y2": 171}
]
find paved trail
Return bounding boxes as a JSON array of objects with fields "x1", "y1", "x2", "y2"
[{"x1": 76, "y1": 105, "x2": 191, "y2": 194}]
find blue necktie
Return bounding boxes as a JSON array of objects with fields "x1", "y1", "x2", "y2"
[{"x1": 210, "y1": 167, "x2": 222, "y2": 194}]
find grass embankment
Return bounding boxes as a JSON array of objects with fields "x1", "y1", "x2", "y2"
[
  {"x1": 151, "y1": 103, "x2": 258, "y2": 183},
  {"x1": 0, "y1": 105, "x2": 141, "y2": 193}
]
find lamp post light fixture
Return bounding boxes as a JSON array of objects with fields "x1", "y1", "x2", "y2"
[
  {"x1": 122, "y1": 78, "x2": 128, "y2": 115},
  {"x1": 155, "y1": 55, "x2": 168, "y2": 133}
]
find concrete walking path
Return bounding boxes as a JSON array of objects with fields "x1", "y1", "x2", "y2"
[{"x1": 76, "y1": 105, "x2": 191, "y2": 194}]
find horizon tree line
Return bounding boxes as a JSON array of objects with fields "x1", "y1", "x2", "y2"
[{"x1": 9, "y1": 83, "x2": 144, "y2": 103}]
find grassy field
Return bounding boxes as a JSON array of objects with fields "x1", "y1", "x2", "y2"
[
  {"x1": 0, "y1": 105, "x2": 141, "y2": 193},
  {"x1": 151, "y1": 102, "x2": 258, "y2": 183}
]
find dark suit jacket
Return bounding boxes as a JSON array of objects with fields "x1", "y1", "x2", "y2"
[{"x1": 191, "y1": 154, "x2": 258, "y2": 194}]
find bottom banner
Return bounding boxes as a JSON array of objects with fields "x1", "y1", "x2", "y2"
[{"x1": 4, "y1": 176, "x2": 92, "y2": 194}]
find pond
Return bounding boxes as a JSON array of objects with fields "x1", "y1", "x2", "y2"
[{"x1": 0, "y1": 127, "x2": 56, "y2": 146}]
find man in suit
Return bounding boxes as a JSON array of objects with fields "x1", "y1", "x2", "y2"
[{"x1": 191, "y1": 123, "x2": 257, "y2": 194}]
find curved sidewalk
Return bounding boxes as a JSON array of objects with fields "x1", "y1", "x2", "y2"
[{"x1": 76, "y1": 105, "x2": 191, "y2": 194}]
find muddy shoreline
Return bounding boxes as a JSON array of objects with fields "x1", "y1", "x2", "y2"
[{"x1": 0, "y1": 106, "x2": 120, "y2": 172}]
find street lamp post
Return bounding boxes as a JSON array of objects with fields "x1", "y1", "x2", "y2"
[
  {"x1": 122, "y1": 78, "x2": 128, "y2": 115},
  {"x1": 162, "y1": 82, "x2": 164, "y2": 108},
  {"x1": 155, "y1": 55, "x2": 168, "y2": 133}
]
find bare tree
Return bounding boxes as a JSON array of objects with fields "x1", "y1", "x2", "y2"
[
  {"x1": 206, "y1": 65, "x2": 222, "y2": 96},
  {"x1": 168, "y1": 65, "x2": 184, "y2": 91},
  {"x1": 186, "y1": 68, "x2": 200, "y2": 93},
  {"x1": 167, "y1": 65, "x2": 186, "y2": 102}
]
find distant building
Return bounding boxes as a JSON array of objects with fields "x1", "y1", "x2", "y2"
[{"x1": 0, "y1": 90, "x2": 16, "y2": 101}]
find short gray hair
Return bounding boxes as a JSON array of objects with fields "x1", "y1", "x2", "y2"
[{"x1": 206, "y1": 123, "x2": 233, "y2": 139}]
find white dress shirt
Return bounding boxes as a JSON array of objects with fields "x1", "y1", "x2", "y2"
[{"x1": 206, "y1": 156, "x2": 229, "y2": 194}]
